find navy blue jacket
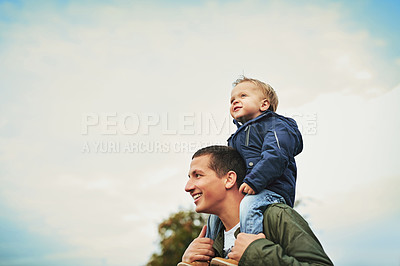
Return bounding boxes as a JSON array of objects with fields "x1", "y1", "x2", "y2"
[{"x1": 228, "y1": 110, "x2": 303, "y2": 207}]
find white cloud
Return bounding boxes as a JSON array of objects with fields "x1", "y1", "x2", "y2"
[
  {"x1": 288, "y1": 84, "x2": 400, "y2": 263},
  {"x1": 0, "y1": 1, "x2": 399, "y2": 265},
  {"x1": 355, "y1": 70, "x2": 372, "y2": 80},
  {"x1": 292, "y1": 83, "x2": 400, "y2": 198},
  {"x1": 139, "y1": 167, "x2": 179, "y2": 189}
]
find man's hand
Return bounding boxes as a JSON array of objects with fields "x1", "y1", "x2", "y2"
[
  {"x1": 228, "y1": 233, "x2": 266, "y2": 261},
  {"x1": 239, "y1": 183, "x2": 255, "y2": 195},
  {"x1": 182, "y1": 225, "x2": 215, "y2": 263}
]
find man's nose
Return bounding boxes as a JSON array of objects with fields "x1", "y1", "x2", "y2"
[{"x1": 185, "y1": 178, "x2": 194, "y2": 192}]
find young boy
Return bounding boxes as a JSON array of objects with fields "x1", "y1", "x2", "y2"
[{"x1": 206, "y1": 77, "x2": 303, "y2": 263}]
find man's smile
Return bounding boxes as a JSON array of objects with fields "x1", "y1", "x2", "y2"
[{"x1": 192, "y1": 193, "x2": 202, "y2": 203}]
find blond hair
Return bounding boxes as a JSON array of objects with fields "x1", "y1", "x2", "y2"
[{"x1": 233, "y1": 76, "x2": 278, "y2": 112}]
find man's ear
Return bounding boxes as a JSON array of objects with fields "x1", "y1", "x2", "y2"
[
  {"x1": 260, "y1": 99, "x2": 270, "y2": 111},
  {"x1": 225, "y1": 171, "x2": 237, "y2": 189}
]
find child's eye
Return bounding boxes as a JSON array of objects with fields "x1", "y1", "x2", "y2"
[{"x1": 241, "y1": 94, "x2": 247, "y2": 98}]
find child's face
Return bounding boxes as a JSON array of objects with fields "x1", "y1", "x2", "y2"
[{"x1": 230, "y1": 81, "x2": 269, "y2": 123}]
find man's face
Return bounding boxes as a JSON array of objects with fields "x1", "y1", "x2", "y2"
[
  {"x1": 230, "y1": 81, "x2": 268, "y2": 123},
  {"x1": 185, "y1": 154, "x2": 227, "y2": 214}
]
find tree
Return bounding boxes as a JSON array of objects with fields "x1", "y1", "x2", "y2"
[{"x1": 147, "y1": 210, "x2": 207, "y2": 266}]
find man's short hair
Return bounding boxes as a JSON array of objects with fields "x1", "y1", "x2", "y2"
[
  {"x1": 233, "y1": 76, "x2": 278, "y2": 112},
  {"x1": 192, "y1": 145, "x2": 246, "y2": 188}
]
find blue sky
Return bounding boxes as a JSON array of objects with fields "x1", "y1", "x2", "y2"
[{"x1": 0, "y1": 0, "x2": 399, "y2": 265}]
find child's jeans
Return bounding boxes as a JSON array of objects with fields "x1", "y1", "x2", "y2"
[{"x1": 205, "y1": 189, "x2": 285, "y2": 240}]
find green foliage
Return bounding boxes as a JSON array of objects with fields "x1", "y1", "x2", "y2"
[{"x1": 147, "y1": 210, "x2": 207, "y2": 266}]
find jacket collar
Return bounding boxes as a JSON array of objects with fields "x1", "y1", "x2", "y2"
[
  {"x1": 212, "y1": 226, "x2": 241, "y2": 258},
  {"x1": 232, "y1": 110, "x2": 273, "y2": 129}
]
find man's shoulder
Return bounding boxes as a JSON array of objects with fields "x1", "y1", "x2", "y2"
[
  {"x1": 265, "y1": 202, "x2": 291, "y2": 211},
  {"x1": 262, "y1": 203, "x2": 310, "y2": 233},
  {"x1": 263, "y1": 203, "x2": 298, "y2": 220}
]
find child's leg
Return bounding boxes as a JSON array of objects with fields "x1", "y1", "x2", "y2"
[
  {"x1": 239, "y1": 189, "x2": 285, "y2": 234},
  {"x1": 205, "y1": 214, "x2": 223, "y2": 240}
]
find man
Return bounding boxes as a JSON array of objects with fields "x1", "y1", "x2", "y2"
[{"x1": 178, "y1": 145, "x2": 333, "y2": 266}]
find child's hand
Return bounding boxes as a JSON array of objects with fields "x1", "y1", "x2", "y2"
[{"x1": 239, "y1": 183, "x2": 255, "y2": 195}]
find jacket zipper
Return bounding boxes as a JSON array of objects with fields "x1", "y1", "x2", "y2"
[
  {"x1": 245, "y1": 125, "x2": 251, "y2": 146},
  {"x1": 274, "y1": 130, "x2": 281, "y2": 149}
]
